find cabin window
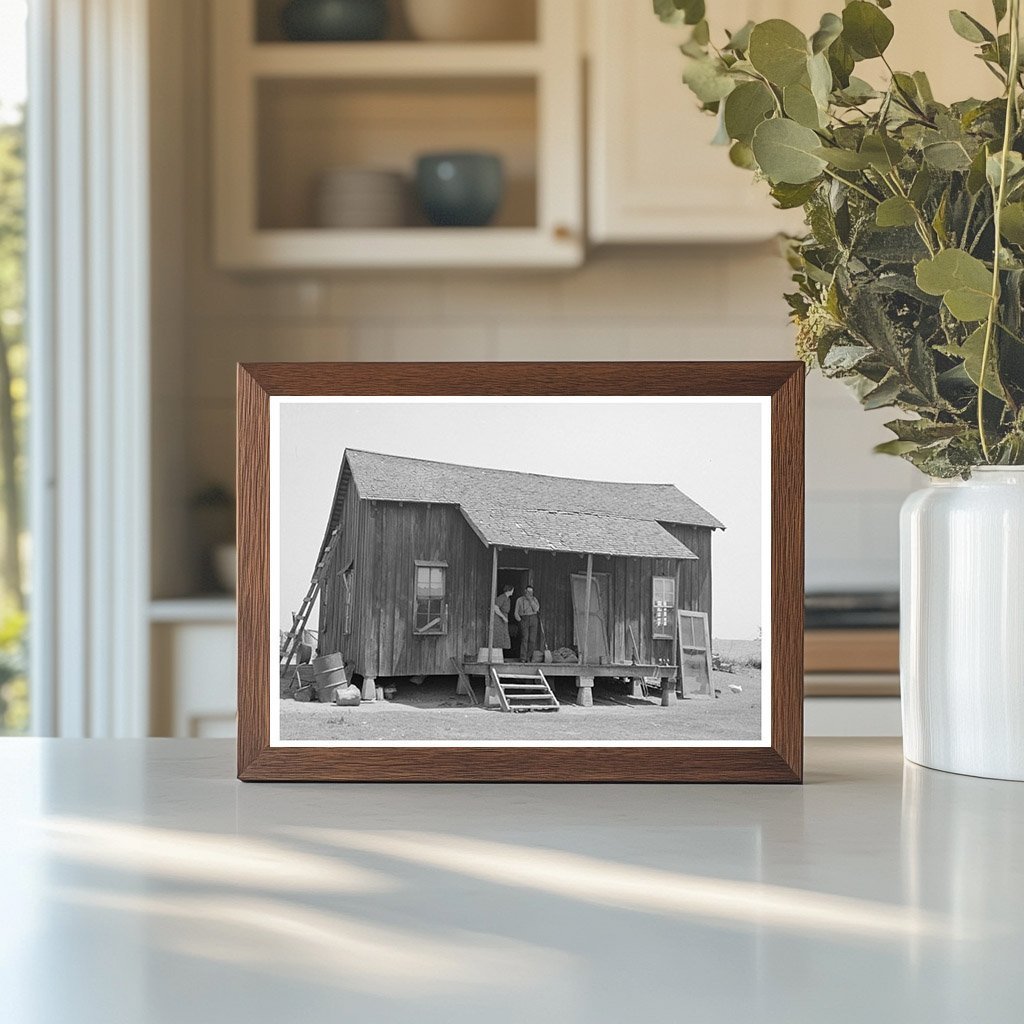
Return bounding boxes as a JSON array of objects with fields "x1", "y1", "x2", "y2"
[
  {"x1": 652, "y1": 577, "x2": 676, "y2": 639},
  {"x1": 414, "y1": 562, "x2": 448, "y2": 635}
]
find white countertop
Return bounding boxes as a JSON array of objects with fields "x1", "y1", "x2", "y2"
[{"x1": 1, "y1": 738, "x2": 1020, "y2": 1023}]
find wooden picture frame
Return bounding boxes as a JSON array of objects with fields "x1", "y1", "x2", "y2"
[{"x1": 237, "y1": 362, "x2": 804, "y2": 782}]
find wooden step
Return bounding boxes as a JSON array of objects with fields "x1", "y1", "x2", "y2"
[{"x1": 491, "y1": 666, "x2": 560, "y2": 713}]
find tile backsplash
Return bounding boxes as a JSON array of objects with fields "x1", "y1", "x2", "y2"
[
  {"x1": 180, "y1": 246, "x2": 917, "y2": 595},
  {"x1": 155, "y1": 0, "x2": 917, "y2": 599}
]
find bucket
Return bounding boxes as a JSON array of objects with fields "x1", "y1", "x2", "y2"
[
  {"x1": 312, "y1": 652, "x2": 348, "y2": 701},
  {"x1": 332, "y1": 684, "x2": 361, "y2": 707},
  {"x1": 477, "y1": 647, "x2": 504, "y2": 664}
]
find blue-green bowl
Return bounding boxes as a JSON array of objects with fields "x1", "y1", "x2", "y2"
[
  {"x1": 415, "y1": 152, "x2": 505, "y2": 228},
  {"x1": 281, "y1": 0, "x2": 388, "y2": 42}
]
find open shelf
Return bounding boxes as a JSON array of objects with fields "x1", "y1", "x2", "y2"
[
  {"x1": 254, "y1": 0, "x2": 538, "y2": 44},
  {"x1": 249, "y1": 41, "x2": 544, "y2": 77},
  {"x1": 257, "y1": 76, "x2": 538, "y2": 232},
  {"x1": 213, "y1": 0, "x2": 582, "y2": 268}
]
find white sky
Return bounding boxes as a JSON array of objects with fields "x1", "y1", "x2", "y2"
[
  {"x1": 276, "y1": 398, "x2": 766, "y2": 640},
  {"x1": 0, "y1": 1, "x2": 27, "y2": 123}
]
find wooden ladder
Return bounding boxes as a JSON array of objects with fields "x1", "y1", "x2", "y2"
[
  {"x1": 490, "y1": 666, "x2": 560, "y2": 713},
  {"x1": 280, "y1": 526, "x2": 342, "y2": 671}
]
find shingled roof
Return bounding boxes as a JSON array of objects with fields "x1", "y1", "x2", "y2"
[{"x1": 343, "y1": 450, "x2": 725, "y2": 530}]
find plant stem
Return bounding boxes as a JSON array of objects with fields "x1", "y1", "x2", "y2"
[
  {"x1": 979, "y1": 0, "x2": 1021, "y2": 462},
  {"x1": 822, "y1": 167, "x2": 881, "y2": 205},
  {"x1": 884, "y1": 171, "x2": 939, "y2": 254}
]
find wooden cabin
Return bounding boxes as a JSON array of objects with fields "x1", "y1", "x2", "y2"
[{"x1": 314, "y1": 449, "x2": 724, "y2": 702}]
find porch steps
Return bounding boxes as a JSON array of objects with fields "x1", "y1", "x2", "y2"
[{"x1": 490, "y1": 667, "x2": 560, "y2": 713}]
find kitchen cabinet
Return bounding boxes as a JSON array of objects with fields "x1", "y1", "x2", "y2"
[
  {"x1": 587, "y1": 0, "x2": 813, "y2": 243},
  {"x1": 587, "y1": 0, "x2": 998, "y2": 244},
  {"x1": 211, "y1": 0, "x2": 583, "y2": 269},
  {"x1": 150, "y1": 600, "x2": 237, "y2": 738}
]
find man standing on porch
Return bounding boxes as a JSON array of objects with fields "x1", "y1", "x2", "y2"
[{"x1": 515, "y1": 585, "x2": 541, "y2": 662}]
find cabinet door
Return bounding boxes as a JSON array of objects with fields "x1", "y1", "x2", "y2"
[
  {"x1": 588, "y1": 0, "x2": 811, "y2": 243},
  {"x1": 588, "y1": 0, "x2": 995, "y2": 244}
]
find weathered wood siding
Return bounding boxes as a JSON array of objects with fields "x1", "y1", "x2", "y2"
[
  {"x1": 495, "y1": 527, "x2": 713, "y2": 665},
  {"x1": 370, "y1": 501, "x2": 490, "y2": 678},
  {"x1": 318, "y1": 475, "x2": 376, "y2": 671},
  {"x1": 318, "y1": 489, "x2": 716, "y2": 678},
  {"x1": 668, "y1": 524, "x2": 714, "y2": 641}
]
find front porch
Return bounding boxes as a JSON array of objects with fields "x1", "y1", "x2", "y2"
[{"x1": 462, "y1": 659, "x2": 680, "y2": 707}]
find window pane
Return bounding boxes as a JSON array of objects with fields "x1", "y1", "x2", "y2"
[
  {"x1": 0, "y1": 0, "x2": 28, "y2": 735},
  {"x1": 652, "y1": 577, "x2": 675, "y2": 638}
]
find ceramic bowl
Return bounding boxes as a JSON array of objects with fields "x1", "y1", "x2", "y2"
[
  {"x1": 403, "y1": 0, "x2": 534, "y2": 42},
  {"x1": 316, "y1": 168, "x2": 407, "y2": 228},
  {"x1": 281, "y1": 0, "x2": 388, "y2": 42},
  {"x1": 415, "y1": 152, "x2": 504, "y2": 228}
]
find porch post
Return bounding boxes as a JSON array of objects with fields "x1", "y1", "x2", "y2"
[
  {"x1": 577, "y1": 553, "x2": 594, "y2": 707},
  {"x1": 487, "y1": 546, "x2": 498, "y2": 658},
  {"x1": 485, "y1": 545, "x2": 500, "y2": 707}
]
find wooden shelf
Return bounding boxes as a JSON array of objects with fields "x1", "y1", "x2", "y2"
[
  {"x1": 218, "y1": 226, "x2": 580, "y2": 270},
  {"x1": 212, "y1": 0, "x2": 583, "y2": 270},
  {"x1": 249, "y1": 42, "x2": 544, "y2": 79}
]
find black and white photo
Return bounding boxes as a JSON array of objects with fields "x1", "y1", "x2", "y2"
[{"x1": 270, "y1": 396, "x2": 771, "y2": 747}]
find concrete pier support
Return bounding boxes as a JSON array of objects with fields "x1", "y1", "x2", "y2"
[
  {"x1": 576, "y1": 675, "x2": 594, "y2": 707},
  {"x1": 361, "y1": 676, "x2": 377, "y2": 702}
]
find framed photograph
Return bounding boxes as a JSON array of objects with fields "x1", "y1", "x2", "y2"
[{"x1": 237, "y1": 362, "x2": 804, "y2": 782}]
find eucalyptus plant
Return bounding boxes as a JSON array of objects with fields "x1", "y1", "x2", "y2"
[{"x1": 657, "y1": 0, "x2": 1024, "y2": 476}]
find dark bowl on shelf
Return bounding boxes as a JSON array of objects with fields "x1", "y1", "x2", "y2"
[
  {"x1": 280, "y1": 0, "x2": 388, "y2": 42},
  {"x1": 415, "y1": 152, "x2": 505, "y2": 228}
]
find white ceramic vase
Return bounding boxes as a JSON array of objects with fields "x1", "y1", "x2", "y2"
[{"x1": 900, "y1": 467, "x2": 1024, "y2": 781}]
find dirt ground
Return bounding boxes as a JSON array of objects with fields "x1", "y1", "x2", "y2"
[{"x1": 279, "y1": 667, "x2": 763, "y2": 743}]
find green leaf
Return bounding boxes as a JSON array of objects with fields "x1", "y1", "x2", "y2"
[
  {"x1": 986, "y1": 150, "x2": 1024, "y2": 191},
  {"x1": 932, "y1": 190, "x2": 950, "y2": 247},
  {"x1": 862, "y1": 374, "x2": 903, "y2": 409},
  {"x1": 724, "y1": 20, "x2": 755, "y2": 53},
  {"x1": 993, "y1": 0, "x2": 1008, "y2": 24},
  {"x1": 875, "y1": 439, "x2": 922, "y2": 456},
  {"x1": 876, "y1": 197, "x2": 918, "y2": 228},
  {"x1": 1000, "y1": 203, "x2": 1024, "y2": 244},
  {"x1": 884, "y1": 418, "x2": 963, "y2": 443},
  {"x1": 748, "y1": 20, "x2": 809, "y2": 86},
  {"x1": 771, "y1": 180, "x2": 820, "y2": 209},
  {"x1": 654, "y1": 0, "x2": 705, "y2": 26},
  {"x1": 923, "y1": 140, "x2": 972, "y2": 171},
  {"x1": 682, "y1": 57, "x2": 736, "y2": 104},
  {"x1": 915, "y1": 250, "x2": 994, "y2": 322},
  {"x1": 948, "y1": 10, "x2": 994, "y2": 44},
  {"x1": 810, "y1": 12, "x2": 843, "y2": 54},
  {"x1": 913, "y1": 71, "x2": 935, "y2": 104},
  {"x1": 751, "y1": 118, "x2": 828, "y2": 184},
  {"x1": 723, "y1": 81, "x2": 775, "y2": 144},
  {"x1": 860, "y1": 133, "x2": 904, "y2": 173},
  {"x1": 784, "y1": 80, "x2": 824, "y2": 129},
  {"x1": 827, "y1": 36, "x2": 856, "y2": 88},
  {"x1": 729, "y1": 140, "x2": 757, "y2": 170},
  {"x1": 967, "y1": 144, "x2": 991, "y2": 194},
  {"x1": 842, "y1": 1, "x2": 895, "y2": 59},
  {"x1": 940, "y1": 326, "x2": 1006, "y2": 398},
  {"x1": 807, "y1": 51, "x2": 833, "y2": 108},
  {"x1": 837, "y1": 76, "x2": 879, "y2": 104},
  {"x1": 814, "y1": 146, "x2": 872, "y2": 170},
  {"x1": 909, "y1": 164, "x2": 933, "y2": 205}
]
